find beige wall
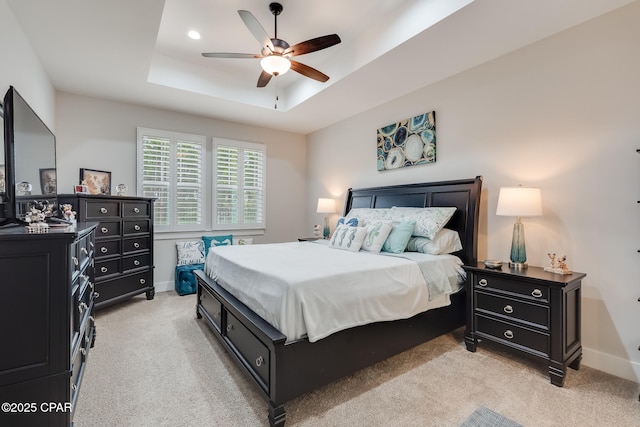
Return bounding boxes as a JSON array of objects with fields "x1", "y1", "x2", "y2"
[
  {"x1": 306, "y1": 3, "x2": 640, "y2": 382},
  {"x1": 55, "y1": 92, "x2": 307, "y2": 292}
]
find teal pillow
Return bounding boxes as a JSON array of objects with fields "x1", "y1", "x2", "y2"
[
  {"x1": 382, "y1": 221, "x2": 416, "y2": 254},
  {"x1": 202, "y1": 235, "x2": 232, "y2": 256}
]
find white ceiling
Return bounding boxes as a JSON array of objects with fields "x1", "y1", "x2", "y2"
[{"x1": 6, "y1": 0, "x2": 636, "y2": 134}]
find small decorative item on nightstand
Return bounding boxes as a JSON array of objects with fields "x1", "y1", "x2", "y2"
[
  {"x1": 544, "y1": 252, "x2": 572, "y2": 274},
  {"x1": 316, "y1": 198, "x2": 336, "y2": 239},
  {"x1": 313, "y1": 224, "x2": 322, "y2": 238}
]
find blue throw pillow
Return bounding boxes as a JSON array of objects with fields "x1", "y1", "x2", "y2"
[
  {"x1": 337, "y1": 217, "x2": 358, "y2": 227},
  {"x1": 202, "y1": 234, "x2": 232, "y2": 256},
  {"x1": 382, "y1": 221, "x2": 416, "y2": 253}
]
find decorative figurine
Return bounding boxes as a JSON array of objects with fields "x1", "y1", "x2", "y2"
[
  {"x1": 313, "y1": 224, "x2": 322, "y2": 238},
  {"x1": 60, "y1": 203, "x2": 77, "y2": 223},
  {"x1": 116, "y1": 183, "x2": 128, "y2": 196},
  {"x1": 25, "y1": 207, "x2": 49, "y2": 233},
  {"x1": 544, "y1": 252, "x2": 572, "y2": 274}
]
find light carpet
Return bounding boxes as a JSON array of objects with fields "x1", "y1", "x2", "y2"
[{"x1": 75, "y1": 292, "x2": 640, "y2": 426}]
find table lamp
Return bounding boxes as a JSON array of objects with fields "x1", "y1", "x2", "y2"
[
  {"x1": 316, "y1": 198, "x2": 336, "y2": 239},
  {"x1": 496, "y1": 186, "x2": 542, "y2": 269}
]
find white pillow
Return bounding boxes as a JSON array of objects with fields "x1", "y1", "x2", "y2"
[
  {"x1": 344, "y1": 208, "x2": 391, "y2": 223},
  {"x1": 406, "y1": 228, "x2": 462, "y2": 255},
  {"x1": 389, "y1": 206, "x2": 456, "y2": 240},
  {"x1": 176, "y1": 240, "x2": 205, "y2": 265},
  {"x1": 361, "y1": 221, "x2": 393, "y2": 253},
  {"x1": 328, "y1": 225, "x2": 368, "y2": 252}
]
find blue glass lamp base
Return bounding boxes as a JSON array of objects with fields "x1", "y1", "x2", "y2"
[
  {"x1": 509, "y1": 221, "x2": 528, "y2": 269},
  {"x1": 323, "y1": 217, "x2": 330, "y2": 239}
]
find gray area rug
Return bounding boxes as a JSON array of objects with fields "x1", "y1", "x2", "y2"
[{"x1": 461, "y1": 406, "x2": 523, "y2": 427}]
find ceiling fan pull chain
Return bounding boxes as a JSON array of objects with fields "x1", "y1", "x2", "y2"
[{"x1": 274, "y1": 77, "x2": 279, "y2": 110}]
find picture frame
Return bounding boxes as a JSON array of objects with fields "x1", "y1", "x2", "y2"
[
  {"x1": 74, "y1": 184, "x2": 89, "y2": 194},
  {"x1": 39, "y1": 168, "x2": 57, "y2": 195},
  {"x1": 79, "y1": 168, "x2": 111, "y2": 195}
]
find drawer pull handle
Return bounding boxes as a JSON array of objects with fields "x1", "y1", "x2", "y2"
[
  {"x1": 255, "y1": 356, "x2": 264, "y2": 367},
  {"x1": 101, "y1": 266, "x2": 108, "y2": 273},
  {"x1": 133, "y1": 207, "x2": 140, "y2": 213},
  {"x1": 134, "y1": 242, "x2": 140, "y2": 248},
  {"x1": 73, "y1": 257, "x2": 79, "y2": 266},
  {"x1": 81, "y1": 247, "x2": 89, "y2": 254},
  {"x1": 227, "y1": 324, "x2": 234, "y2": 332},
  {"x1": 71, "y1": 383, "x2": 77, "y2": 392},
  {"x1": 101, "y1": 247, "x2": 108, "y2": 253},
  {"x1": 94, "y1": 292, "x2": 100, "y2": 298},
  {"x1": 100, "y1": 207, "x2": 108, "y2": 214},
  {"x1": 134, "y1": 260, "x2": 141, "y2": 266},
  {"x1": 89, "y1": 316, "x2": 95, "y2": 322},
  {"x1": 90, "y1": 241, "x2": 94, "y2": 248},
  {"x1": 140, "y1": 278, "x2": 146, "y2": 284},
  {"x1": 89, "y1": 281, "x2": 94, "y2": 290},
  {"x1": 478, "y1": 278, "x2": 488, "y2": 287},
  {"x1": 215, "y1": 311, "x2": 221, "y2": 319},
  {"x1": 503, "y1": 305, "x2": 514, "y2": 314},
  {"x1": 134, "y1": 224, "x2": 141, "y2": 231},
  {"x1": 101, "y1": 227, "x2": 109, "y2": 234},
  {"x1": 78, "y1": 302, "x2": 88, "y2": 314},
  {"x1": 504, "y1": 330, "x2": 514, "y2": 339},
  {"x1": 532, "y1": 289, "x2": 543, "y2": 298},
  {"x1": 81, "y1": 348, "x2": 87, "y2": 356}
]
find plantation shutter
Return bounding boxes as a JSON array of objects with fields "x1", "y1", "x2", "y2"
[
  {"x1": 140, "y1": 134, "x2": 171, "y2": 226},
  {"x1": 176, "y1": 139, "x2": 203, "y2": 226}
]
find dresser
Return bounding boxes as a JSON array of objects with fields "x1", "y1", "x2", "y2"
[
  {"x1": 58, "y1": 195, "x2": 155, "y2": 309},
  {"x1": 0, "y1": 222, "x2": 97, "y2": 427},
  {"x1": 464, "y1": 263, "x2": 585, "y2": 386}
]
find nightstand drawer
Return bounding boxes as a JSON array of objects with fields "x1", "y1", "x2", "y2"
[
  {"x1": 476, "y1": 315, "x2": 549, "y2": 356},
  {"x1": 476, "y1": 292, "x2": 549, "y2": 329},
  {"x1": 474, "y1": 274, "x2": 548, "y2": 302}
]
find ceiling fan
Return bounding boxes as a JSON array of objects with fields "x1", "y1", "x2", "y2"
[{"x1": 202, "y1": 2, "x2": 341, "y2": 88}]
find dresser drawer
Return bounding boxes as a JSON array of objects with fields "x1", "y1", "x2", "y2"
[
  {"x1": 85, "y1": 200, "x2": 121, "y2": 219},
  {"x1": 95, "y1": 239, "x2": 120, "y2": 259},
  {"x1": 476, "y1": 314, "x2": 549, "y2": 356},
  {"x1": 122, "y1": 236, "x2": 150, "y2": 254},
  {"x1": 122, "y1": 253, "x2": 150, "y2": 272},
  {"x1": 474, "y1": 273, "x2": 549, "y2": 302},
  {"x1": 123, "y1": 219, "x2": 150, "y2": 236},
  {"x1": 200, "y1": 286, "x2": 222, "y2": 332},
  {"x1": 96, "y1": 258, "x2": 121, "y2": 279},
  {"x1": 96, "y1": 221, "x2": 121, "y2": 239},
  {"x1": 95, "y1": 271, "x2": 152, "y2": 305},
  {"x1": 123, "y1": 201, "x2": 150, "y2": 218},
  {"x1": 476, "y1": 292, "x2": 549, "y2": 329},
  {"x1": 225, "y1": 311, "x2": 270, "y2": 391}
]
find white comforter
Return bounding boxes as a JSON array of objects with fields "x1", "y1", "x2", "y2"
[{"x1": 204, "y1": 241, "x2": 465, "y2": 343}]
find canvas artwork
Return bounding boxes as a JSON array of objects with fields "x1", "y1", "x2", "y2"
[{"x1": 377, "y1": 111, "x2": 436, "y2": 171}]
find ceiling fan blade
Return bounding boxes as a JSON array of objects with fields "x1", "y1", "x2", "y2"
[
  {"x1": 201, "y1": 52, "x2": 261, "y2": 59},
  {"x1": 257, "y1": 70, "x2": 273, "y2": 87},
  {"x1": 289, "y1": 60, "x2": 330, "y2": 83},
  {"x1": 238, "y1": 10, "x2": 275, "y2": 52},
  {"x1": 284, "y1": 34, "x2": 341, "y2": 57}
]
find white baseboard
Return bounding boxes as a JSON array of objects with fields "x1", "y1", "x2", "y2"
[
  {"x1": 154, "y1": 280, "x2": 174, "y2": 293},
  {"x1": 583, "y1": 346, "x2": 640, "y2": 383}
]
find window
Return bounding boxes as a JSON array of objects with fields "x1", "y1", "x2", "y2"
[
  {"x1": 137, "y1": 129, "x2": 265, "y2": 233},
  {"x1": 137, "y1": 128, "x2": 205, "y2": 232},
  {"x1": 214, "y1": 138, "x2": 265, "y2": 230}
]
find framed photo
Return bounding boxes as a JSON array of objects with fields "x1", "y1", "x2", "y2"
[
  {"x1": 39, "y1": 168, "x2": 57, "y2": 195},
  {"x1": 74, "y1": 184, "x2": 89, "y2": 194},
  {"x1": 79, "y1": 168, "x2": 111, "y2": 195}
]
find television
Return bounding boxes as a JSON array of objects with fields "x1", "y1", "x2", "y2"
[{"x1": 0, "y1": 86, "x2": 57, "y2": 225}]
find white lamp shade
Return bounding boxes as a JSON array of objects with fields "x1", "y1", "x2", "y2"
[
  {"x1": 496, "y1": 187, "x2": 542, "y2": 217},
  {"x1": 260, "y1": 55, "x2": 291, "y2": 76},
  {"x1": 316, "y1": 198, "x2": 336, "y2": 214}
]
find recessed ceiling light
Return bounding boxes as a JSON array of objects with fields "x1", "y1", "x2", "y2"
[{"x1": 187, "y1": 30, "x2": 201, "y2": 40}]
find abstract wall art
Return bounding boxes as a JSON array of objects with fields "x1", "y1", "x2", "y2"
[{"x1": 377, "y1": 111, "x2": 436, "y2": 171}]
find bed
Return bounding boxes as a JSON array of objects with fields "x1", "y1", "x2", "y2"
[{"x1": 195, "y1": 176, "x2": 482, "y2": 426}]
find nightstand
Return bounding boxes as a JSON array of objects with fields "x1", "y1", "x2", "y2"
[{"x1": 463, "y1": 263, "x2": 585, "y2": 387}]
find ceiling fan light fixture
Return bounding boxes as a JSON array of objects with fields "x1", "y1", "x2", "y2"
[{"x1": 260, "y1": 55, "x2": 291, "y2": 76}]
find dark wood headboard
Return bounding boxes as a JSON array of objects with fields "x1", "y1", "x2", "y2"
[{"x1": 344, "y1": 176, "x2": 482, "y2": 265}]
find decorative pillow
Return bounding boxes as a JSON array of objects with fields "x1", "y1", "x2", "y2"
[
  {"x1": 381, "y1": 221, "x2": 416, "y2": 254},
  {"x1": 406, "y1": 228, "x2": 462, "y2": 255},
  {"x1": 344, "y1": 208, "x2": 391, "y2": 223},
  {"x1": 337, "y1": 217, "x2": 358, "y2": 227},
  {"x1": 176, "y1": 240, "x2": 205, "y2": 265},
  {"x1": 328, "y1": 225, "x2": 368, "y2": 252},
  {"x1": 389, "y1": 207, "x2": 456, "y2": 240},
  {"x1": 202, "y1": 235, "x2": 232, "y2": 256},
  {"x1": 361, "y1": 220, "x2": 393, "y2": 253}
]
